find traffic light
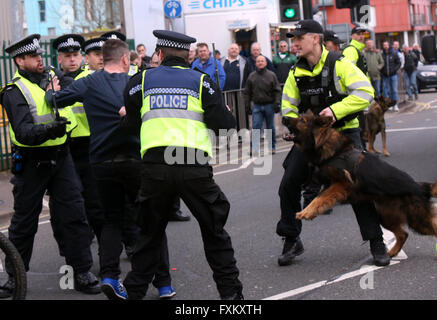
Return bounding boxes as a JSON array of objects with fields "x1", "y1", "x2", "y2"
[{"x1": 280, "y1": 0, "x2": 300, "y2": 22}]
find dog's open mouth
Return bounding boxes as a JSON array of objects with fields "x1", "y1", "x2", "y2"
[{"x1": 283, "y1": 133, "x2": 297, "y2": 142}]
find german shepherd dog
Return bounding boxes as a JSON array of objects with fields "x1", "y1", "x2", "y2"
[
  {"x1": 282, "y1": 111, "x2": 437, "y2": 258},
  {"x1": 362, "y1": 96, "x2": 396, "y2": 157}
]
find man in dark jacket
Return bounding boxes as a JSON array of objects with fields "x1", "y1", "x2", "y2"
[
  {"x1": 244, "y1": 55, "x2": 282, "y2": 155},
  {"x1": 242, "y1": 42, "x2": 275, "y2": 87},
  {"x1": 402, "y1": 44, "x2": 419, "y2": 100},
  {"x1": 381, "y1": 41, "x2": 401, "y2": 111}
]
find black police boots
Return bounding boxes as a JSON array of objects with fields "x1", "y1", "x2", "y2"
[
  {"x1": 74, "y1": 271, "x2": 102, "y2": 294},
  {"x1": 168, "y1": 210, "x2": 191, "y2": 222},
  {"x1": 221, "y1": 292, "x2": 244, "y2": 300},
  {"x1": 278, "y1": 237, "x2": 304, "y2": 266},
  {"x1": 370, "y1": 238, "x2": 391, "y2": 266}
]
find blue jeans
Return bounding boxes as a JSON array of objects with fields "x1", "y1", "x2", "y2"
[
  {"x1": 404, "y1": 71, "x2": 418, "y2": 98},
  {"x1": 382, "y1": 74, "x2": 398, "y2": 102},
  {"x1": 252, "y1": 104, "x2": 276, "y2": 152},
  {"x1": 371, "y1": 79, "x2": 381, "y2": 97}
]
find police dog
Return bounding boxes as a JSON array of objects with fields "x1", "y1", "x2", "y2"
[
  {"x1": 282, "y1": 111, "x2": 437, "y2": 258},
  {"x1": 363, "y1": 96, "x2": 396, "y2": 157}
]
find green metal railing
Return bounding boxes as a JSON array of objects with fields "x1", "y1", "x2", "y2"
[{"x1": 0, "y1": 38, "x2": 136, "y2": 171}]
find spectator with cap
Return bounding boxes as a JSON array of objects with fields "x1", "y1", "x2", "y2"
[
  {"x1": 272, "y1": 41, "x2": 297, "y2": 84},
  {"x1": 364, "y1": 39, "x2": 384, "y2": 97},
  {"x1": 223, "y1": 43, "x2": 247, "y2": 91},
  {"x1": 323, "y1": 30, "x2": 344, "y2": 53},
  {"x1": 191, "y1": 42, "x2": 226, "y2": 90}
]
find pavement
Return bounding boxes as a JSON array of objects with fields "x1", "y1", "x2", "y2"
[{"x1": 0, "y1": 99, "x2": 423, "y2": 229}]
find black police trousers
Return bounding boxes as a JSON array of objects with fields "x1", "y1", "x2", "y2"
[
  {"x1": 92, "y1": 160, "x2": 171, "y2": 286},
  {"x1": 124, "y1": 163, "x2": 243, "y2": 300},
  {"x1": 7, "y1": 150, "x2": 93, "y2": 274},
  {"x1": 276, "y1": 129, "x2": 384, "y2": 242},
  {"x1": 51, "y1": 139, "x2": 105, "y2": 253}
]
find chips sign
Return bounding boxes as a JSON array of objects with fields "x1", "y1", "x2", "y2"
[{"x1": 164, "y1": 0, "x2": 182, "y2": 19}]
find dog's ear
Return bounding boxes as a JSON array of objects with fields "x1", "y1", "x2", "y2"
[
  {"x1": 313, "y1": 126, "x2": 331, "y2": 150},
  {"x1": 304, "y1": 109, "x2": 314, "y2": 117},
  {"x1": 314, "y1": 116, "x2": 334, "y2": 128}
]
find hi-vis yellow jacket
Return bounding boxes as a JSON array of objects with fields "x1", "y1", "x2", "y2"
[{"x1": 281, "y1": 46, "x2": 374, "y2": 130}]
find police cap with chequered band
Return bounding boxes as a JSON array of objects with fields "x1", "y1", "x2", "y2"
[
  {"x1": 53, "y1": 34, "x2": 85, "y2": 53},
  {"x1": 83, "y1": 37, "x2": 106, "y2": 54},
  {"x1": 351, "y1": 26, "x2": 369, "y2": 35},
  {"x1": 286, "y1": 20, "x2": 324, "y2": 38},
  {"x1": 153, "y1": 30, "x2": 196, "y2": 51},
  {"x1": 101, "y1": 31, "x2": 127, "y2": 42},
  {"x1": 5, "y1": 34, "x2": 43, "y2": 58}
]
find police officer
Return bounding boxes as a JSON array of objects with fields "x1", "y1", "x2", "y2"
[
  {"x1": 323, "y1": 30, "x2": 344, "y2": 53},
  {"x1": 0, "y1": 34, "x2": 100, "y2": 297},
  {"x1": 83, "y1": 37, "x2": 106, "y2": 72},
  {"x1": 342, "y1": 26, "x2": 369, "y2": 149},
  {"x1": 52, "y1": 34, "x2": 105, "y2": 244},
  {"x1": 342, "y1": 26, "x2": 369, "y2": 74},
  {"x1": 122, "y1": 30, "x2": 243, "y2": 300},
  {"x1": 278, "y1": 20, "x2": 390, "y2": 267}
]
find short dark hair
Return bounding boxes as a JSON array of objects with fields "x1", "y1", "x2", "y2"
[
  {"x1": 137, "y1": 44, "x2": 145, "y2": 50},
  {"x1": 102, "y1": 39, "x2": 129, "y2": 65},
  {"x1": 197, "y1": 43, "x2": 209, "y2": 50},
  {"x1": 130, "y1": 51, "x2": 139, "y2": 61}
]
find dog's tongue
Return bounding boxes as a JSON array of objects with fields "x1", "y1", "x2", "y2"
[{"x1": 283, "y1": 133, "x2": 295, "y2": 142}]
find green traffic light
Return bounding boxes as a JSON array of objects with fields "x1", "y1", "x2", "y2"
[{"x1": 284, "y1": 8, "x2": 296, "y2": 19}]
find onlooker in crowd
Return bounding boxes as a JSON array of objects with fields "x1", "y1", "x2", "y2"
[
  {"x1": 412, "y1": 43, "x2": 423, "y2": 64},
  {"x1": 290, "y1": 42, "x2": 298, "y2": 56},
  {"x1": 137, "y1": 44, "x2": 151, "y2": 69},
  {"x1": 240, "y1": 41, "x2": 251, "y2": 58},
  {"x1": 393, "y1": 41, "x2": 404, "y2": 69},
  {"x1": 242, "y1": 42, "x2": 275, "y2": 87},
  {"x1": 402, "y1": 44, "x2": 419, "y2": 101},
  {"x1": 364, "y1": 39, "x2": 384, "y2": 97},
  {"x1": 188, "y1": 45, "x2": 197, "y2": 67},
  {"x1": 192, "y1": 43, "x2": 226, "y2": 90},
  {"x1": 381, "y1": 41, "x2": 401, "y2": 111},
  {"x1": 243, "y1": 55, "x2": 281, "y2": 155},
  {"x1": 272, "y1": 41, "x2": 297, "y2": 84},
  {"x1": 149, "y1": 51, "x2": 161, "y2": 68},
  {"x1": 223, "y1": 43, "x2": 247, "y2": 91},
  {"x1": 323, "y1": 30, "x2": 344, "y2": 53},
  {"x1": 215, "y1": 50, "x2": 221, "y2": 61}
]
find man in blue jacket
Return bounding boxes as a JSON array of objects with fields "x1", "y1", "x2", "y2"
[{"x1": 191, "y1": 42, "x2": 226, "y2": 90}]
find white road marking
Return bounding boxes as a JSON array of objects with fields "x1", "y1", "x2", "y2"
[
  {"x1": 263, "y1": 261, "x2": 401, "y2": 300},
  {"x1": 387, "y1": 126, "x2": 437, "y2": 133}
]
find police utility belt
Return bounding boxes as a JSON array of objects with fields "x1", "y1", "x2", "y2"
[
  {"x1": 294, "y1": 51, "x2": 361, "y2": 129},
  {"x1": 12, "y1": 143, "x2": 69, "y2": 173}
]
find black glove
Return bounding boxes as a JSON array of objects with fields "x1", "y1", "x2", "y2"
[
  {"x1": 273, "y1": 104, "x2": 281, "y2": 114},
  {"x1": 45, "y1": 117, "x2": 68, "y2": 139}
]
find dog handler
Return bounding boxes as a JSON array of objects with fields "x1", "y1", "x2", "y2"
[{"x1": 277, "y1": 20, "x2": 390, "y2": 267}]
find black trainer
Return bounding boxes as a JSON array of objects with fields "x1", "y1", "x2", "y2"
[
  {"x1": 0, "y1": 277, "x2": 14, "y2": 299},
  {"x1": 74, "y1": 271, "x2": 102, "y2": 294},
  {"x1": 278, "y1": 237, "x2": 304, "y2": 266},
  {"x1": 370, "y1": 239, "x2": 391, "y2": 266}
]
